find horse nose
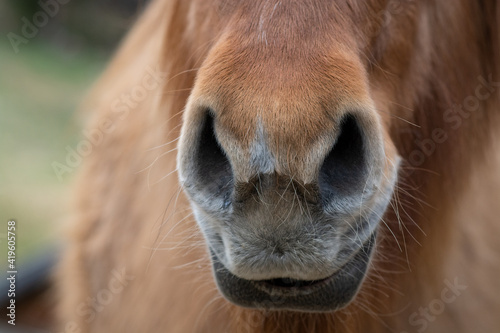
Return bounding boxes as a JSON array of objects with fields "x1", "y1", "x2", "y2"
[{"x1": 178, "y1": 109, "x2": 383, "y2": 212}]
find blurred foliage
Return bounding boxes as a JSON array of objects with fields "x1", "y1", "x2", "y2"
[
  {"x1": 0, "y1": 0, "x2": 148, "y2": 263},
  {"x1": 0, "y1": 39, "x2": 106, "y2": 261},
  {"x1": 3, "y1": 0, "x2": 150, "y2": 51},
  {"x1": 7, "y1": 0, "x2": 145, "y2": 17},
  {"x1": 7, "y1": 1, "x2": 40, "y2": 18}
]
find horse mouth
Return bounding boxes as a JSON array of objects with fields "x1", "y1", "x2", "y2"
[
  {"x1": 250, "y1": 274, "x2": 338, "y2": 299},
  {"x1": 257, "y1": 275, "x2": 335, "y2": 292},
  {"x1": 210, "y1": 233, "x2": 376, "y2": 312}
]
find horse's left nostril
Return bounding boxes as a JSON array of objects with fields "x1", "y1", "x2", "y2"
[
  {"x1": 192, "y1": 111, "x2": 233, "y2": 207},
  {"x1": 318, "y1": 115, "x2": 367, "y2": 205}
]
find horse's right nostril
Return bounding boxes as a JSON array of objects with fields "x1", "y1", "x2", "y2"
[
  {"x1": 318, "y1": 115, "x2": 368, "y2": 205},
  {"x1": 193, "y1": 112, "x2": 233, "y2": 207}
]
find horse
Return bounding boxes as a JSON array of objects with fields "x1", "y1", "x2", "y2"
[{"x1": 57, "y1": 0, "x2": 500, "y2": 332}]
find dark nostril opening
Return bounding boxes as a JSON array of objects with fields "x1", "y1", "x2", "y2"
[
  {"x1": 194, "y1": 111, "x2": 233, "y2": 207},
  {"x1": 318, "y1": 115, "x2": 367, "y2": 205}
]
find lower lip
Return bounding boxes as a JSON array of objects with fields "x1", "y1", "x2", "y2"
[
  {"x1": 251, "y1": 271, "x2": 340, "y2": 297},
  {"x1": 248, "y1": 240, "x2": 373, "y2": 297}
]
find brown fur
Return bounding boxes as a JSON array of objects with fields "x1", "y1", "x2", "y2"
[{"x1": 57, "y1": 0, "x2": 500, "y2": 332}]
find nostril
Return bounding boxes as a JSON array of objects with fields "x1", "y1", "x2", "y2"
[
  {"x1": 193, "y1": 111, "x2": 233, "y2": 207},
  {"x1": 318, "y1": 115, "x2": 367, "y2": 205}
]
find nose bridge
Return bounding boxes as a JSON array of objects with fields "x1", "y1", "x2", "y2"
[
  {"x1": 242, "y1": 113, "x2": 335, "y2": 182},
  {"x1": 248, "y1": 119, "x2": 276, "y2": 176},
  {"x1": 262, "y1": 103, "x2": 339, "y2": 183}
]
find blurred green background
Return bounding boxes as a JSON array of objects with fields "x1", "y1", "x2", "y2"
[{"x1": 0, "y1": 0, "x2": 147, "y2": 263}]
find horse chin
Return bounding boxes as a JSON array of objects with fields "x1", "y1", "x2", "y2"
[{"x1": 210, "y1": 233, "x2": 376, "y2": 312}]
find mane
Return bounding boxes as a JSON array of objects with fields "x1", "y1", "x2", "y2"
[{"x1": 58, "y1": 1, "x2": 500, "y2": 332}]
